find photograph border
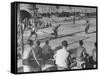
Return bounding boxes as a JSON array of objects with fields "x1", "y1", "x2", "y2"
[{"x1": 11, "y1": 1, "x2": 98, "y2": 74}]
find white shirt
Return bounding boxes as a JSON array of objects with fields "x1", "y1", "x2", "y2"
[
  {"x1": 54, "y1": 48, "x2": 69, "y2": 68},
  {"x1": 22, "y1": 45, "x2": 31, "y2": 59}
]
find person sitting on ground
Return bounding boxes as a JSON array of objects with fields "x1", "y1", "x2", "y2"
[{"x1": 54, "y1": 40, "x2": 71, "y2": 70}]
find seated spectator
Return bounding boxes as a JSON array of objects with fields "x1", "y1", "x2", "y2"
[
  {"x1": 88, "y1": 42, "x2": 97, "y2": 68},
  {"x1": 42, "y1": 41, "x2": 53, "y2": 63},
  {"x1": 70, "y1": 40, "x2": 89, "y2": 69},
  {"x1": 34, "y1": 40, "x2": 42, "y2": 59},
  {"x1": 76, "y1": 40, "x2": 87, "y2": 58},
  {"x1": 54, "y1": 40, "x2": 71, "y2": 70}
]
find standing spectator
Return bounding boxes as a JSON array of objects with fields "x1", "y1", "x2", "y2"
[{"x1": 54, "y1": 40, "x2": 71, "y2": 70}]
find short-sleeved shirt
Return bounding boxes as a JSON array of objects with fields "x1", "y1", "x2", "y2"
[{"x1": 54, "y1": 48, "x2": 69, "y2": 68}]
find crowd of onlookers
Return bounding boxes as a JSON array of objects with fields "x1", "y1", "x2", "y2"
[{"x1": 20, "y1": 39, "x2": 97, "y2": 72}]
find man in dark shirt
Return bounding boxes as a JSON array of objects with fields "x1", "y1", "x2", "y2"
[
  {"x1": 34, "y1": 40, "x2": 42, "y2": 59},
  {"x1": 42, "y1": 41, "x2": 53, "y2": 59},
  {"x1": 31, "y1": 40, "x2": 42, "y2": 71}
]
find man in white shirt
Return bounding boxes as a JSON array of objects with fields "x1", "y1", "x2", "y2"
[{"x1": 54, "y1": 40, "x2": 71, "y2": 70}]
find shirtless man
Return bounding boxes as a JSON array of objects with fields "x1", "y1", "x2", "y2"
[{"x1": 70, "y1": 40, "x2": 87, "y2": 69}]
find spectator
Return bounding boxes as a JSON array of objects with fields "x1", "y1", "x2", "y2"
[
  {"x1": 54, "y1": 40, "x2": 71, "y2": 70},
  {"x1": 34, "y1": 40, "x2": 42, "y2": 59},
  {"x1": 88, "y1": 42, "x2": 97, "y2": 68},
  {"x1": 76, "y1": 40, "x2": 87, "y2": 58},
  {"x1": 71, "y1": 40, "x2": 89, "y2": 69},
  {"x1": 22, "y1": 39, "x2": 34, "y2": 72},
  {"x1": 42, "y1": 40, "x2": 53, "y2": 63}
]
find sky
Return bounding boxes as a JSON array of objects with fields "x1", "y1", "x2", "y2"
[
  {"x1": 19, "y1": 3, "x2": 96, "y2": 14},
  {"x1": 36, "y1": 4, "x2": 96, "y2": 13}
]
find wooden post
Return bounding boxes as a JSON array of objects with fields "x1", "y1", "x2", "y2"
[{"x1": 73, "y1": 8, "x2": 75, "y2": 24}]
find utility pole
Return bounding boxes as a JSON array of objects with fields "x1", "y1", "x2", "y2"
[
  {"x1": 85, "y1": 8, "x2": 88, "y2": 22},
  {"x1": 69, "y1": 7, "x2": 75, "y2": 24},
  {"x1": 32, "y1": 4, "x2": 40, "y2": 30},
  {"x1": 73, "y1": 8, "x2": 75, "y2": 24}
]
